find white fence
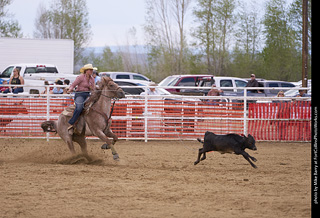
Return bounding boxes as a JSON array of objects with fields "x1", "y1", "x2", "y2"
[{"x1": 0, "y1": 84, "x2": 312, "y2": 141}]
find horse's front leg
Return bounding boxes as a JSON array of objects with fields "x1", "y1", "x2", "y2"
[
  {"x1": 95, "y1": 129, "x2": 119, "y2": 160},
  {"x1": 105, "y1": 129, "x2": 118, "y2": 145}
]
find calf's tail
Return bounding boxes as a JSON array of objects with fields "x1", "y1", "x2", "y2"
[
  {"x1": 41, "y1": 120, "x2": 57, "y2": 133},
  {"x1": 197, "y1": 138, "x2": 204, "y2": 144}
]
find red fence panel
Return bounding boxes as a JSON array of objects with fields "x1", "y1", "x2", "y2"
[{"x1": 248, "y1": 101, "x2": 311, "y2": 141}]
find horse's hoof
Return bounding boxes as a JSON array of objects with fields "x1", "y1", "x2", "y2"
[
  {"x1": 101, "y1": 144, "x2": 110, "y2": 149},
  {"x1": 113, "y1": 153, "x2": 120, "y2": 161}
]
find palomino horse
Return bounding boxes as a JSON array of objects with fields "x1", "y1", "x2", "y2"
[{"x1": 41, "y1": 77, "x2": 125, "y2": 161}]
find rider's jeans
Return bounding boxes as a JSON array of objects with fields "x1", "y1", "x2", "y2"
[{"x1": 68, "y1": 92, "x2": 90, "y2": 125}]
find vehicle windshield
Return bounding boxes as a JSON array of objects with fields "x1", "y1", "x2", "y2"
[
  {"x1": 25, "y1": 67, "x2": 58, "y2": 74},
  {"x1": 158, "y1": 76, "x2": 179, "y2": 87}
]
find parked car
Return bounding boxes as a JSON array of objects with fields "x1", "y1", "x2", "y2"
[
  {"x1": 99, "y1": 72, "x2": 151, "y2": 82},
  {"x1": 257, "y1": 80, "x2": 296, "y2": 96},
  {"x1": 114, "y1": 79, "x2": 200, "y2": 102},
  {"x1": 195, "y1": 76, "x2": 248, "y2": 95},
  {"x1": 284, "y1": 79, "x2": 311, "y2": 97},
  {"x1": 0, "y1": 63, "x2": 77, "y2": 94},
  {"x1": 221, "y1": 80, "x2": 296, "y2": 97},
  {"x1": 158, "y1": 74, "x2": 212, "y2": 94}
]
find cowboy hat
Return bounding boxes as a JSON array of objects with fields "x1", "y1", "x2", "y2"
[
  {"x1": 149, "y1": 82, "x2": 157, "y2": 86},
  {"x1": 80, "y1": 64, "x2": 95, "y2": 73}
]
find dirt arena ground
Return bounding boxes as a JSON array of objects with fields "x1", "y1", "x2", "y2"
[{"x1": 0, "y1": 138, "x2": 311, "y2": 218}]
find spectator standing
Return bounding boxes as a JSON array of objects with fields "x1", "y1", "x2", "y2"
[
  {"x1": 41, "y1": 81, "x2": 50, "y2": 94},
  {"x1": 3, "y1": 68, "x2": 24, "y2": 94},
  {"x1": 50, "y1": 79, "x2": 64, "y2": 94},
  {"x1": 246, "y1": 74, "x2": 260, "y2": 93},
  {"x1": 296, "y1": 90, "x2": 306, "y2": 97},
  {"x1": 140, "y1": 82, "x2": 162, "y2": 100},
  {"x1": 63, "y1": 79, "x2": 70, "y2": 94},
  {"x1": 92, "y1": 68, "x2": 101, "y2": 85},
  {"x1": 207, "y1": 84, "x2": 223, "y2": 105}
]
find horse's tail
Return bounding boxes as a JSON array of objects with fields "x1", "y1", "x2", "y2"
[{"x1": 41, "y1": 120, "x2": 57, "y2": 133}]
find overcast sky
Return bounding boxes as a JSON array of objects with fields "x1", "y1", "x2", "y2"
[
  {"x1": 8, "y1": 0, "x2": 146, "y2": 47},
  {"x1": 7, "y1": 0, "x2": 294, "y2": 48}
]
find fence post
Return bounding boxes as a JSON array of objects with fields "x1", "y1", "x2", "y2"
[
  {"x1": 144, "y1": 88, "x2": 148, "y2": 142},
  {"x1": 243, "y1": 88, "x2": 247, "y2": 136},
  {"x1": 46, "y1": 86, "x2": 50, "y2": 141}
]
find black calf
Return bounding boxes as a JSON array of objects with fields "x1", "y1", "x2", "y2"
[{"x1": 194, "y1": 131, "x2": 258, "y2": 168}]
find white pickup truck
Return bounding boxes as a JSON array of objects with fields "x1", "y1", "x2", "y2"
[{"x1": 0, "y1": 63, "x2": 78, "y2": 94}]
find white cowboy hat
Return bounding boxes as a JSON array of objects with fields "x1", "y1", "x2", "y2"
[
  {"x1": 80, "y1": 64, "x2": 95, "y2": 73},
  {"x1": 149, "y1": 82, "x2": 157, "y2": 86}
]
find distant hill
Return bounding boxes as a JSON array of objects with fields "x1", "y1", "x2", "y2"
[{"x1": 84, "y1": 45, "x2": 148, "y2": 55}]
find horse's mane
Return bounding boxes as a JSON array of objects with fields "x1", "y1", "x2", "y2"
[{"x1": 84, "y1": 76, "x2": 113, "y2": 107}]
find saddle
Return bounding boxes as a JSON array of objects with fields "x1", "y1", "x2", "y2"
[
  {"x1": 61, "y1": 105, "x2": 76, "y2": 117},
  {"x1": 61, "y1": 105, "x2": 89, "y2": 135},
  {"x1": 61, "y1": 102, "x2": 92, "y2": 117},
  {"x1": 61, "y1": 100, "x2": 98, "y2": 135}
]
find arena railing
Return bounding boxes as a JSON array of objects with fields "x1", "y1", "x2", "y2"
[{"x1": 0, "y1": 84, "x2": 311, "y2": 142}]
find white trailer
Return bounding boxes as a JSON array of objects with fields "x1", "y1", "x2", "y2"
[{"x1": 0, "y1": 37, "x2": 74, "y2": 74}]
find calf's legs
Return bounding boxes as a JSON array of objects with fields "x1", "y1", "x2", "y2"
[
  {"x1": 239, "y1": 151, "x2": 257, "y2": 168},
  {"x1": 194, "y1": 146, "x2": 258, "y2": 168},
  {"x1": 194, "y1": 148, "x2": 208, "y2": 165}
]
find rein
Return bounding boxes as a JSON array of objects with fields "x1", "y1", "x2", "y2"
[
  {"x1": 88, "y1": 98, "x2": 118, "y2": 124},
  {"x1": 86, "y1": 86, "x2": 121, "y2": 127}
]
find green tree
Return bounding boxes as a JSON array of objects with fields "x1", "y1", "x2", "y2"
[
  {"x1": 81, "y1": 46, "x2": 124, "y2": 73},
  {"x1": 34, "y1": 0, "x2": 91, "y2": 67},
  {"x1": 214, "y1": 0, "x2": 236, "y2": 76},
  {"x1": 0, "y1": 0, "x2": 22, "y2": 37},
  {"x1": 192, "y1": 0, "x2": 216, "y2": 74},
  {"x1": 229, "y1": 0, "x2": 262, "y2": 77},
  {"x1": 262, "y1": 0, "x2": 301, "y2": 81},
  {"x1": 288, "y1": 0, "x2": 311, "y2": 79},
  {"x1": 144, "y1": 0, "x2": 192, "y2": 81},
  {"x1": 192, "y1": 0, "x2": 236, "y2": 76}
]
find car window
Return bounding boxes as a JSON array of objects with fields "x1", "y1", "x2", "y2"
[
  {"x1": 116, "y1": 74, "x2": 130, "y2": 79},
  {"x1": 268, "y1": 83, "x2": 280, "y2": 94},
  {"x1": 220, "y1": 80, "x2": 233, "y2": 92},
  {"x1": 133, "y1": 75, "x2": 148, "y2": 81},
  {"x1": 25, "y1": 68, "x2": 36, "y2": 74},
  {"x1": 235, "y1": 80, "x2": 247, "y2": 92},
  {"x1": 0, "y1": 66, "x2": 14, "y2": 78},
  {"x1": 115, "y1": 81, "x2": 144, "y2": 95},
  {"x1": 25, "y1": 67, "x2": 58, "y2": 74},
  {"x1": 280, "y1": 83, "x2": 295, "y2": 88},
  {"x1": 178, "y1": 77, "x2": 195, "y2": 86},
  {"x1": 268, "y1": 83, "x2": 279, "y2": 87},
  {"x1": 159, "y1": 76, "x2": 175, "y2": 86},
  {"x1": 202, "y1": 81, "x2": 212, "y2": 87}
]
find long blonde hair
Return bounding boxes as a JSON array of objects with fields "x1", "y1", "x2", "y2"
[
  {"x1": 277, "y1": 90, "x2": 285, "y2": 97},
  {"x1": 13, "y1": 68, "x2": 20, "y2": 76}
]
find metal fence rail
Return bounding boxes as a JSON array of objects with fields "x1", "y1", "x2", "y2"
[{"x1": 0, "y1": 85, "x2": 311, "y2": 141}]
